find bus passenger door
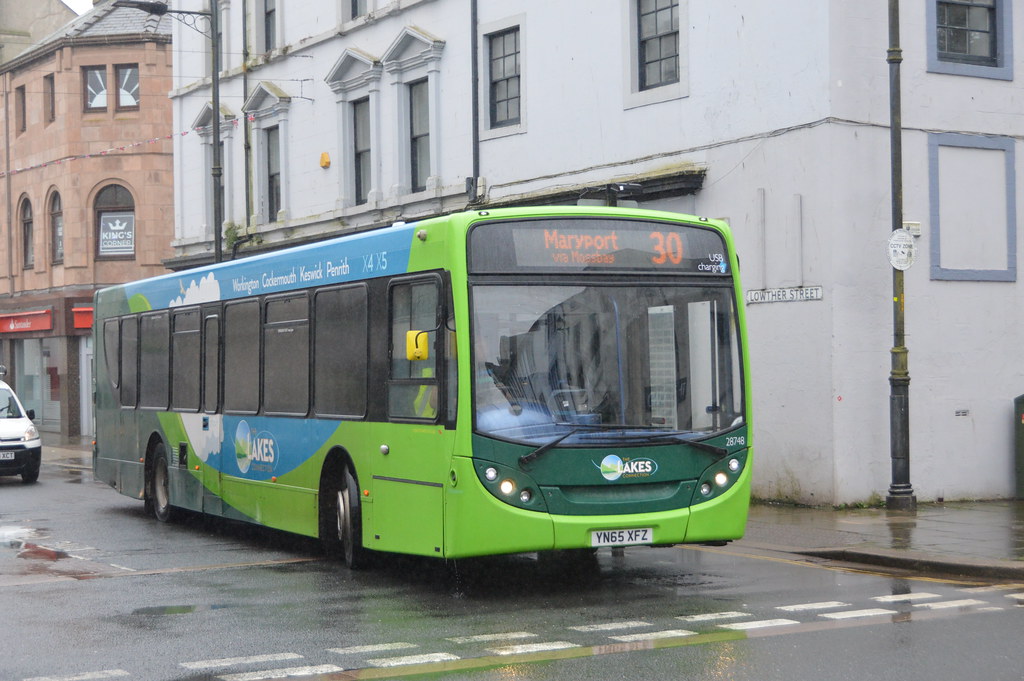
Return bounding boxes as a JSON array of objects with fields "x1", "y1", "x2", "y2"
[{"x1": 371, "y1": 276, "x2": 452, "y2": 557}]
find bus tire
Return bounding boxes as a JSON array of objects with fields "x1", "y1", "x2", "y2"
[
  {"x1": 147, "y1": 443, "x2": 177, "y2": 523},
  {"x1": 321, "y1": 463, "x2": 368, "y2": 569}
]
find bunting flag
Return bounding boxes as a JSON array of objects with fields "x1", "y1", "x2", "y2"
[{"x1": 0, "y1": 118, "x2": 242, "y2": 179}]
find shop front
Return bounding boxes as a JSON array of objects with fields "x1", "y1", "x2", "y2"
[{"x1": 0, "y1": 299, "x2": 94, "y2": 438}]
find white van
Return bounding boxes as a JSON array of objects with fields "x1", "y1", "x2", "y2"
[{"x1": 0, "y1": 371, "x2": 41, "y2": 484}]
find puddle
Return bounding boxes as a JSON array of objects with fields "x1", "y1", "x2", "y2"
[
  {"x1": 132, "y1": 604, "x2": 233, "y2": 616},
  {"x1": 0, "y1": 526, "x2": 38, "y2": 547}
]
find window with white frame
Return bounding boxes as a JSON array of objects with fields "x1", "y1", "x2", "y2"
[
  {"x1": 326, "y1": 50, "x2": 383, "y2": 209},
  {"x1": 623, "y1": 0, "x2": 688, "y2": 108},
  {"x1": 638, "y1": 0, "x2": 679, "y2": 90},
  {"x1": 928, "y1": 0, "x2": 1012, "y2": 79},
  {"x1": 266, "y1": 126, "x2": 282, "y2": 219},
  {"x1": 409, "y1": 80, "x2": 430, "y2": 192},
  {"x1": 488, "y1": 27, "x2": 520, "y2": 128},
  {"x1": 352, "y1": 99, "x2": 371, "y2": 205},
  {"x1": 242, "y1": 83, "x2": 291, "y2": 224},
  {"x1": 382, "y1": 27, "x2": 445, "y2": 196}
]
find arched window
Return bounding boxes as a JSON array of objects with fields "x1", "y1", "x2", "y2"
[
  {"x1": 50, "y1": 192, "x2": 64, "y2": 264},
  {"x1": 95, "y1": 184, "x2": 135, "y2": 258},
  {"x1": 20, "y1": 198, "x2": 33, "y2": 269}
]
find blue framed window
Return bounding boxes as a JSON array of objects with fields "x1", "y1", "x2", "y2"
[
  {"x1": 928, "y1": 0, "x2": 1013, "y2": 80},
  {"x1": 928, "y1": 133, "x2": 1016, "y2": 282}
]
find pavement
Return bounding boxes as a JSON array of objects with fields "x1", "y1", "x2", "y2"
[{"x1": 39, "y1": 434, "x2": 1024, "y2": 580}]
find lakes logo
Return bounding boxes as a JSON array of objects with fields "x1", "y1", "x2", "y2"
[
  {"x1": 234, "y1": 420, "x2": 279, "y2": 475},
  {"x1": 596, "y1": 454, "x2": 658, "y2": 482}
]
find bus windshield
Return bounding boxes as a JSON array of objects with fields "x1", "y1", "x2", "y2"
[{"x1": 472, "y1": 283, "x2": 743, "y2": 445}]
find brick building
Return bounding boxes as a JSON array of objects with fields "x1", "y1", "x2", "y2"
[{"x1": 0, "y1": 1, "x2": 174, "y2": 437}]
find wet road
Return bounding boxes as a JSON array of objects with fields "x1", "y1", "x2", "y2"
[{"x1": 2, "y1": 459, "x2": 1023, "y2": 681}]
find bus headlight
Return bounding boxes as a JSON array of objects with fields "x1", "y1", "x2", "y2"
[
  {"x1": 714, "y1": 472, "x2": 729, "y2": 487},
  {"x1": 484, "y1": 467, "x2": 498, "y2": 481},
  {"x1": 519, "y1": 489, "x2": 532, "y2": 503},
  {"x1": 499, "y1": 479, "x2": 515, "y2": 495},
  {"x1": 700, "y1": 482, "x2": 713, "y2": 496},
  {"x1": 728, "y1": 458, "x2": 741, "y2": 472}
]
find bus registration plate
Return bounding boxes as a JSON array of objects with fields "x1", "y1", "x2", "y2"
[
  {"x1": 0, "y1": 452, "x2": 14, "y2": 460},
  {"x1": 591, "y1": 527, "x2": 652, "y2": 547}
]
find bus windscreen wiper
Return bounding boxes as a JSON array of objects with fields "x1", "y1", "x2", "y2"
[{"x1": 519, "y1": 428, "x2": 579, "y2": 467}]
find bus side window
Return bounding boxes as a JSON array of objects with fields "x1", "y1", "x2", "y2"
[{"x1": 388, "y1": 279, "x2": 439, "y2": 419}]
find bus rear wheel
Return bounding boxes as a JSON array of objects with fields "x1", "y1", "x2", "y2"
[
  {"x1": 146, "y1": 444, "x2": 177, "y2": 523},
  {"x1": 322, "y1": 465, "x2": 369, "y2": 569}
]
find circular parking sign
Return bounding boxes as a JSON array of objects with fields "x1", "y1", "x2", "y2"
[{"x1": 887, "y1": 229, "x2": 915, "y2": 271}]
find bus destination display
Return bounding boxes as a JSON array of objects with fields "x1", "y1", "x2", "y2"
[{"x1": 469, "y1": 218, "x2": 729, "y2": 274}]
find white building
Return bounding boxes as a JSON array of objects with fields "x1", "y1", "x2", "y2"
[{"x1": 163, "y1": 0, "x2": 1024, "y2": 505}]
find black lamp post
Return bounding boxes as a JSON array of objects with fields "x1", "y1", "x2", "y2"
[
  {"x1": 886, "y1": 0, "x2": 915, "y2": 511},
  {"x1": 115, "y1": 0, "x2": 223, "y2": 263}
]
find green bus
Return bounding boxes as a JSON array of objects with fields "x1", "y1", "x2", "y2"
[{"x1": 93, "y1": 206, "x2": 751, "y2": 568}]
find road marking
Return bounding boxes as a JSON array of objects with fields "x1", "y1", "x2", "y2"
[
  {"x1": 961, "y1": 583, "x2": 1024, "y2": 593},
  {"x1": 486, "y1": 641, "x2": 580, "y2": 656},
  {"x1": 1006, "y1": 593, "x2": 1023, "y2": 602},
  {"x1": 914, "y1": 599, "x2": 987, "y2": 610},
  {"x1": 676, "y1": 611, "x2": 749, "y2": 623},
  {"x1": 24, "y1": 672, "x2": 130, "y2": 681},
  {"x1": 366, "y1": 653, "x2": 460, "y2": 667},
  {"x1": 718, "y1": 619, "x2": 800, "y2": 631},
  {"x1": 569, "y1": 620, "x2": 651, "y2": 632},
  {"x1": 181, "y1": 653, "x2": 304, "y2": 670},
  {"x1": 446, "y1": 632, "x2": 537, "y2": 644},
  {"x1": 328, "y1": 642, "x2": 417, "y2": 655},
  {"x1": 610, "y1": 629, "x2": 697, "y2": 642},
  {"x1": 217, "y1": 665, "x2": 342, "y2": 681},
  {"x1": 820, "y1": 608, "x2": 896, "y2": 620},
  {"x1": 777, "y1": 601, "x2": 850, "y2": 612},
  {"x1": 872, "y1": 592, "x2": 941, "y2": 603}
]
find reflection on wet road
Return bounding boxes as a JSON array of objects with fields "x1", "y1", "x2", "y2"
[{"x1": 3, "y1": 458, "x2": 1023, "y2": 681}]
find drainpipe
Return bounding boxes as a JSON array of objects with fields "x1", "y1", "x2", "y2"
[
  {"x1": 467, "y1": 0, "x2": 480, "y2": 203},
  {"x1": 242, "y1": 0, "x2": 253, "y2": 231},
  {"x1": 3, "y1": 71, "x2": 13, "y2": 297}
]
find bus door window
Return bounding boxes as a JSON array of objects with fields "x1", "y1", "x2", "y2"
[{"x1": 388, "y1": 278, "x2": 440, "y2": 420}]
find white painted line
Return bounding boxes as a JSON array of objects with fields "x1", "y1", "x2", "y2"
[
  {"x1": 217, "y1": 665, "x2": 342, "y2": 681},
  {"x1": 961, "y1": 583, "x2": 1024, "y2": 593},
  {"x1": 569, "y1": 620, "x2": 651, "y2": 632},
  {"x1": 915, "y1": 599, "x2": 987, "y2": 610},
  {"x1": 777, "y1": 601, "x2": 850, "y2": 612},
  {"x1": 24, "y1": 672, "x2": 130, "y2": 681},
  {"x1": 872, "y1": 592, "x2": 940, "y2": 603},
  {"x1": 610, "y1": 629, "x2": 697, "y2": 642},
  {"x1": 1006, "y1": 593, "x2": 1024, "y2": 602},
  {"x1": 820, "y1": 608, "x2": 897, "y2": 620},
  {"x1": 366, "y1": 653, "x2": 459, "y2": 668},
  {"x1": 977, "y1": 607, "x2": 1005, "y2": 612},
  {"x1": 718, "y1": 619, "x2": 800, "y2": 631},
  {"x1": 181, "y1": 653, "x2": 303, "y2": 670},
  {"x1": 485, "y1": 641, "x2": 580, "y2": 656},
  {"x1": 676, "y1": 611, "x2": 749, "y2": 623},
  {"x1": 328, "y1": 642, "x2": 417, "y2": 655},
  {"x1": 447, "y1": 632, "x2": 537, "y2": 644}
]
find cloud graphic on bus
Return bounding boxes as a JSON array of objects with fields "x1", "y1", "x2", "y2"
[{"x1": 170, "y1": 272, "x2": 221, "y2": 307}]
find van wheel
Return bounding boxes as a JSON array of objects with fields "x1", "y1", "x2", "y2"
[{"x1": 21, "y1": 464, "x2": 39, "y2": 484}]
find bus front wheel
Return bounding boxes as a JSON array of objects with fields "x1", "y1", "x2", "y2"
[{"x1": 322, "y1": 464, "x2": 369, "y2": 569}]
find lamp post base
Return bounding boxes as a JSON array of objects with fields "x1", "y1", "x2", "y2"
[{"x1": 886, "y1": 488, "x2": 917, "y2": 511}]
